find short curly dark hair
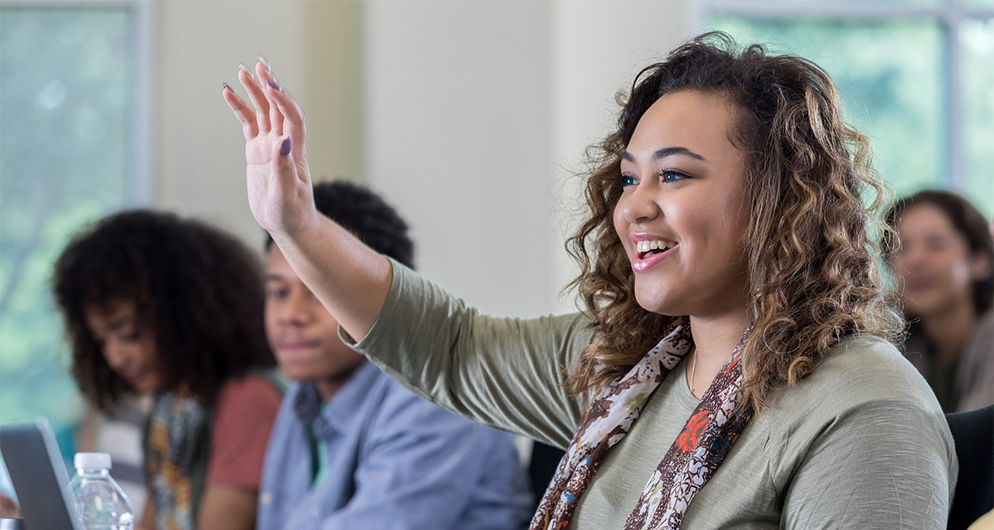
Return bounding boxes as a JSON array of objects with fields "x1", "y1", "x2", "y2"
[
  {"x1": 265, "y1": 180, "x2": 415, "y2": 269},
  {"x1": 53, "y1": 210, "x2": 275, "y2": 411}
]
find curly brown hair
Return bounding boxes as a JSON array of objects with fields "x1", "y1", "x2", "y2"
[
  {"x1": 565, "y1": 32, "x2": 904, "y2": 411},
  {"x1": 52, "y1": 209, "x2": 276, "y2": 412}
]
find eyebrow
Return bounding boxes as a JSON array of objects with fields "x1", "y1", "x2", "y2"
[{"x1": 621, "y1": 147, "x2": 707, "y2": 163}]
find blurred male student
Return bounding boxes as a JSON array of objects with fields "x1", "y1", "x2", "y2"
[{"x1": 256, "y1": 181, "x2": 532, "y2": 529}]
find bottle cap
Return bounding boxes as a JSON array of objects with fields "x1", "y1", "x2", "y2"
[{"x1": 74, "y1": 452, "x2": 112, "y2": 470}]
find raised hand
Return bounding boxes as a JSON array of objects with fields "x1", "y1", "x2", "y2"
[
  {"x1": 220, "y1": 57, "x2": 393, "y2": 341},
  {"x1": 222, "y1": 59, "x2": 316, "y2": 237}
]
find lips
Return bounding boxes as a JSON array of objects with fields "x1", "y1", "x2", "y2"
[
  {"x1": 121, "y1": 367, "x2": 148, "y2": 387},
  {"x1": 630, "y1": 235, "x2": 677, "y2": 272},
  {"x1": 278, "y1": 338, "x2": 320, "y2": 349}
]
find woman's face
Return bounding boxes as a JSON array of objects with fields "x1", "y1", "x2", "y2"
[
  {"x1": 891, "y1": 203, "x2": 985, "y2": 318},
  {"x1": 613, "y1": 89, "x2": 751, "y2": 318},
  {"x1": 85, "y1": 299, "x2": 161, "y2": 394}
]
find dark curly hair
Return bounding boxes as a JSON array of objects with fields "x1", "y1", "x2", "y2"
[
  {"x1": 566, "y1": 32, "x2": 904, "y2": 410},
  {"x1": 887, "y1": 189, "x2": 994, "y2": 315},
  {"x1": 266, "y1": 180, "x2": 415, "y2": 269},
  {"x1": 53, "y1": 210, "x2": 275, "y2": 412}
]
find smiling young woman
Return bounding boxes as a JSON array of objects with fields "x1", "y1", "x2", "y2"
[{"x1": 223, "y1": 32, "x2": 954, "y2": 529}]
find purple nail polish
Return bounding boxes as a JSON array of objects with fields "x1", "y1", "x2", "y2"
[
  {"x1": 280, "y1": 137, "x2": 291, "y2": 157},
  {"x1": 222, "y1": 83, "x2": 232, "y2": 92},
  {"x1": 267, "y1": 79, "x2": 281, "y2": 92}
]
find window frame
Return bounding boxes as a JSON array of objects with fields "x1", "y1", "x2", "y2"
[
  {"x1": 690, "y1": 0, "x2": 994, "y2": 194},
  {"x1": 0, "y1": 0, "x2": 154, "y2": 204},
  {"x1": 0, "y1": 0, "x2": 153, "y2": 429}
]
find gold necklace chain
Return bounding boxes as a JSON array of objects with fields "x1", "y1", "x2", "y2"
[{"x1": 689, "y1": 347, "x2": 697, "y2": 395}]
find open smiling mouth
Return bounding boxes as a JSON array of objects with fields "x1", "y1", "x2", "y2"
[{"x1": 635, "y1": 239, "x2": 676, "y2": 260}]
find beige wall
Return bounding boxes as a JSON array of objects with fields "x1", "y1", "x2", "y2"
[
  {"x1": 153, "y1": 0, "x2": 689, "y2": 315},
  {"x1": 154, "y1": 0, "x2": 361, "y2": 249},
  {"x1": 365, "y1": 0, "x2": 688, "y2": 316},
  {"x1": 550, "y1": 0, "x2": 688, "y2": 310}
]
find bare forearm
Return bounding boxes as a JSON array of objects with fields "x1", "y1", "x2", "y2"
[
  {"x1": 137, "y1": 497, "x2": 154, "y2": 530},
  {"x1": 196, "y1": 485, "x2": 257, "y2": 530},
  {"x1": 272, "y1": 213, "x2": 392, "y2": 342}
]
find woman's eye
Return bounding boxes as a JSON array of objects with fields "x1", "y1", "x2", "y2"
[
  {"x1": 267, "y1": 288, "x2": 288, "y2": 300},
  {"x1": 618, "y1": 174, "x2": 637, "y2": 188},
  {"x1": 660, "y1": 170, "x2": 688, "y2": 183}
]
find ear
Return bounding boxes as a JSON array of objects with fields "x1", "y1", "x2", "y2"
[{"x1": 969, "y1": 251, "x2": 993, "y2": 280}]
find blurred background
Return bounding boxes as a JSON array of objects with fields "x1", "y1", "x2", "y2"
[{"x1": 0, "y1": 0, "x2": 991, "y2": 477}]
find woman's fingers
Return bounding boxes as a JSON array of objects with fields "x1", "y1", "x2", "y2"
[
  {"x1": 266, "y1": 81, "x2": 307, "y2": 150},
  {"x1": 239, "y1": 65, "x2": 271, "y2": 134},
  {"x1": 221, "y1": 84, "x2": 259, "y2": 140},
  {"x1": 256, "y1": 61, "x2": 286, "y2": 138}
]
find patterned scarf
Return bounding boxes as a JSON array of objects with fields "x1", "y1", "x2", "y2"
[
  {"x1": 531, "y1": 318, "x2": 753, "y2": 530},
  {"x1": 146, "y1": 392, "x2": 208, "y2": 530}
]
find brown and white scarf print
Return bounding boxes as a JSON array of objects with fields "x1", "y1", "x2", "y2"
[{"x1": 531, "y1": 318, "x2": 754, "y2": 530}]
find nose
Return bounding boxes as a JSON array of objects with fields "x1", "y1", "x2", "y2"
[
  {"x1": 102, "y1": 339, "x2": 130, "y2": 371},
  {"x1": 618, "y1": 176, "x2": 661, "y2": 224},
  {"x1": 278, "y1": 288, "x2": 313, "y2": 326}
]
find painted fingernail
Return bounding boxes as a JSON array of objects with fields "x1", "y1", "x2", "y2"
[
  {"x1": 259, "y1": 55, "x2": 272, "y2": 73},
  {"x1": 239, "y1": 64, "x2": 256, "y2": 81},
  {"x1": 280, "y1": 137, "x2": 291, "y2": 157},
  {"x1": 222, "y1": 83, "x2": 232, "y2": 92},
  {"x1": 266, "y1": 79, "x2": 281, "y2": 92}
]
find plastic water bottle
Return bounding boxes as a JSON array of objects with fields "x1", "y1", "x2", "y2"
[{"x1": 69, "y1": 453, "x2": 134, "y2": 530}]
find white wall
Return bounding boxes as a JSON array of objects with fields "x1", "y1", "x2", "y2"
[
  {"x1": 364, "y1": 0, "x2": 689, "y2": 317},
  {"x1": 549, "y1": 0, "x2": 689, "y2": 310},
  {"x1": 364, "y1": 0, "x2": 556, "y2": 318},
  {"x1": 154, "y1": 1, "x2": 361, "y2": 249},
  {"x1": 152, "y1": 0, "x2": 690, "y2": 315}
]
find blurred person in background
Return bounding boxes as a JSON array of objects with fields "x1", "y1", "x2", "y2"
[
  {"x1": 257, "y1": 180, "x2": 532, "y2": 530},
  {"x1": 52, "y1": 210, "x2": 283, "y2": 530},
  {"x1": 888, "y1": 190, "x2": 994, "y2": 412}
]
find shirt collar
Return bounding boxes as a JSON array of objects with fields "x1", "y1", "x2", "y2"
[{"x1": 292, "y1": 360, "x2": 379, "y2": 439}]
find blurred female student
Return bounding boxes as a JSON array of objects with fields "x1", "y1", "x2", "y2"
[
  {"x1": 53, "y1": 210, "x2": 282, "y2": 530},
  {"x1": 889, "y1": 190, "x2": 994, "y2": 412}
]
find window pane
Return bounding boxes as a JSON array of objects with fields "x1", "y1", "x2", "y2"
[
  {"x1": 706, "y1": 0, "x2": 943, "y2": 5},
  {"x1": 710, "y1": 18, "x2": 943, "y2": 203},
  {"x1": 0, "y1": 7, "x2": 136, "y2": 427},
  {"x1": 961, "y1": 18, "x2": 994, "y2": 217}
]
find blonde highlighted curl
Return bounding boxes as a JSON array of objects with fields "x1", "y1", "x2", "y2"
[{"x1": 565, "y1": 32, "x2": 904, "y2": 411}]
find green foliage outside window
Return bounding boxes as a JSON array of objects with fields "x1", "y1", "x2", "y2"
[
  {"x1": 711, "y1": 16, "x2": 992, "y2": 217},
  {"x1": 0, "y1": 7, "x2": 136, "y2": 429}
]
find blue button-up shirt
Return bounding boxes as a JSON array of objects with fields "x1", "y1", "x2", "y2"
[{"x1": 257, "y1": 361, "x2": 533, "y2": 529}]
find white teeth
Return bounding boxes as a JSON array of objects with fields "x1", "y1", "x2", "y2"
[{"x1": 636, "y1": 240, "x2": 671, "y2": 254}]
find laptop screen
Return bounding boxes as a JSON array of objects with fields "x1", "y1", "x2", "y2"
[{"x1": 0, "y1": 418, "x2": 80, "y2": 530}]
